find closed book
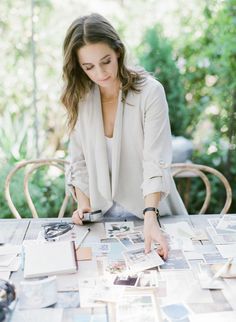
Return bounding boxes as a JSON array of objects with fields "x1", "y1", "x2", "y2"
[{"x1": 24, "y1": 240, "x2": 78, "y2": 278}]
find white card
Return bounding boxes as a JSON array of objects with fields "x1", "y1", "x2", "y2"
[
  {"x1": 216, "y1": 244, "x2": 236, "y2": 259},
  {"x1": 19, "y1": 276, "x2": 57, "y2": 309}
]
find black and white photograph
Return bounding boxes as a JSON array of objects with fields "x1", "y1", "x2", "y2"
[
  {"x1": 105, "y1": 222, "x2": 134, "y2": 238},
  {"x1": 129, "y1": 232, "x2": 145, "y2": 244},
  {"x1": 113, "y1": 274, "x2": 139, "y2": 287},
  {"x1": 116, "y1": 231, "x2": 144, "y2": 249},
  {"x1": 116, "y1": 234, "x2": 134, "y2": 248},
  {"x1": 159, "y1": 249, "x2": 190, "y2": 270},
  {"x1": 136, "y1": 270, "x2": 159, "y2": 288}
]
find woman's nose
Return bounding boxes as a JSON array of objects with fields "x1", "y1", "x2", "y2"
[{"x1": 96, "y1": 66, "x2": 106, "y2": 80}]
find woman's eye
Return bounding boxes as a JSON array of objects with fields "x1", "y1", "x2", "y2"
[
  {"x1": 85, "y1": 66, "x2": 93, "y2": 71},
  {"x1": 103, "y1": 60, "x2": 111, "y2": 65}
]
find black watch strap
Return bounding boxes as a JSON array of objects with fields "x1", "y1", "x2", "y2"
[
  {"x1": 143, "y1": 207, "x2": 161, "y2": 227},
  {"x1": 143, "y1": 207, "x2": 159, "y2": 216}
]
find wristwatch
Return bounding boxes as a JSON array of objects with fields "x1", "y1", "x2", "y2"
[{"x1": 143, "y1": 207, "x2": 161, "y2": 227}]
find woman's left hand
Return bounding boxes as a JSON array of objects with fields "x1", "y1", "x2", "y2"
[{"x1": 143, "y1": 212, "x2": 168, "y2": 260}]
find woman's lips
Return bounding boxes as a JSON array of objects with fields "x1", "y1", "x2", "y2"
[{"x1": 100, "y1": 76, "x2": 110, "y2": 82}]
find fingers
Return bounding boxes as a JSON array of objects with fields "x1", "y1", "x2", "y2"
[
  {"x1": 82, "y1": 207, "x2": 92, "y2": 215},
  {"x1": 157, "y1": 242, "x2": 168, "y2": 260},
  {"x1": 72, "y1": 207, "x2": 92, "y2": 225},
  {"x1": 144, "y1": 236, "x2": 152, "y2": 254},
  {"x1": 72, "y1": 209, "x2": 84, "y2": 225},
  {"x1": 144, "y1": 232, "x2": 168, "y2": 259},
  {"x1": 158, "y1": 235, "x2": 168, "y2": 260}
]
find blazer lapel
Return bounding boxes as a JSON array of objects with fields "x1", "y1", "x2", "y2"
[
  {"x1": 93, "y1": 86, "x2": 112, "y2": 201},
  {"x1": 93, "y1": 85, "x2": 124, "y2": 201},
  {"x1": 112, "y1": 89, "x2": 123, "y2": 198}
]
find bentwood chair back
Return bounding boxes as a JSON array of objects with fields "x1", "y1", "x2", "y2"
[
  {"x1": 171, "y1": 163, "x2": 232, "y2": 214},
  {"x1": 5, "y1": 159, "x2": 70, "y2": 219}
]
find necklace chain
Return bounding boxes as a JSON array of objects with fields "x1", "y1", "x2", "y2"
[{"x1": 101, "y1": 96, "x2": 118, "y2": 103}]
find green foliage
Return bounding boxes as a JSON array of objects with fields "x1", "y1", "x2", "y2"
[
  {"x1": 174, "y1": 174, "x2": 225, "y2": 215},
  {"x1": 0, "y1": 0, "x2": 235, "y2": 217},
  {"x1": 0, "y1": 111, "x2": 33, "y2": 162},
  {"x1": 135, "y1": 0, "x2": 236, "y2": 213},
  {"x1": 28, "y1": 168, "x2": 72, "y2": 218},
  {"x1": 176, "y1": 0, "x2": 236, "y2": 213},
  {"x1": 0, "y1": 161, "x2": 73, "y2": 219},
  {"x1": 136, "y1": 24, "x2": 189, "y2": 137}
]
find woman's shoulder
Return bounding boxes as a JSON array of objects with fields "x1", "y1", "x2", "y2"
[
  {"x1": 141, "y1": 75, "x2": 165, "y2": 93},
  {"x1": 129, "y1": 66, "x2": 164, "y2": 92}
]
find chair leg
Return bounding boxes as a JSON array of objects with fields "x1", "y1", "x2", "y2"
[{"x1": 58, "y1": 195, "x2": 69, "y2": 218}]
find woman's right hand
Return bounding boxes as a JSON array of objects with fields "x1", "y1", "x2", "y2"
[{"x1": 72, "y1": 207, "x2": 92, "y2": 225}]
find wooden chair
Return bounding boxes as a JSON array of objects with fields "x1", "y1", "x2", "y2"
[
  {"x1": 5, "y1": 158, "x2": 71, "y2": 219},
  {"x1": 171, "y1": 163, "x2": 232, "y2": 214}
]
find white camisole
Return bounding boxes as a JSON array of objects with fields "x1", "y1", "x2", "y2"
[{"x1": 105, "y1": 136, "x2": 113, "y2": 174}]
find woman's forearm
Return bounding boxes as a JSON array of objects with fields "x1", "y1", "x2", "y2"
[
  {"x1": 143, "y1": 192, "x2": 167, "y2": 257},
  {"x1": 144, "y1": 192, "x2": 161, "y2": 208},
  {"x1": 75, "y1": 187, "x2": 91, "y2": 209},
  {"x1": 144, "y1": 192, "x2": 162, "y2": 229}
]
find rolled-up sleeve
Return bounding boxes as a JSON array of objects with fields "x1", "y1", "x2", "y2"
[
  {"x1": 66, "y1": 126, "x2": 89, "y2": 200},
  {"x1": 141, "y1": 81, "x2": 172, "y2": 200}
]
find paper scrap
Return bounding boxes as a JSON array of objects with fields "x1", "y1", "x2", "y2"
[{"x1": 76, "y1": 247, "x2": 92, "y2": 261}]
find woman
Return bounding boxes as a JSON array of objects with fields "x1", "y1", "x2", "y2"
[{"x1": 61, "y1": 13, "x2": 188, "y2": 259}]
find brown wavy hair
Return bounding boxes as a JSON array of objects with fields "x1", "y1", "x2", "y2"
[{"x1": 61, "y1": 13, "x2": 146, "y2": 132}]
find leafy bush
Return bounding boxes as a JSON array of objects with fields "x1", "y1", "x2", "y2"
[
  {"x1": 0, "y1": 161, "x2": 73, "y2": 219},
  {"x1": 177, "y1": 0, "x2": 236, "y2": 213},
  {"x1": 136, "y1": 24, "x2": 190, "y2": 137}
]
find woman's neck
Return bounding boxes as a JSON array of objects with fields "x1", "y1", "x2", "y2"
[{"x1": 99, "y1": 79, "x2": 121, "y2": 101}]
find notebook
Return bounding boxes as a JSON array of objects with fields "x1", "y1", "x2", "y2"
[{"x1": 24, "y1": 240, "x2": 78, "y2": 278}]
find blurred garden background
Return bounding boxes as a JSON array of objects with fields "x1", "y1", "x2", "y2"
[{"x1": 0, "y1": 0, "x2": 235, "y2": 218}]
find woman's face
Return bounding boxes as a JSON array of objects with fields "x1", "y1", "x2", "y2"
[{"x1": 77, "y1": 42, "x2": 119, "y2": 88}]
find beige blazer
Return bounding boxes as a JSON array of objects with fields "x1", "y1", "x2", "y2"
[{"x1": 66, "y1": 77, "x2": 188, "y2": 218}]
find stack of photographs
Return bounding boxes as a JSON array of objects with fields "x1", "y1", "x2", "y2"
[
  {"x1": 116, "y1": 291, "x2": 162, "y2": 322},
  {"x1": 197, "y1": 262, "x2": 225, "y2": 290},
  {"x1": 159, "y1": 249, "x2": 190, "y2": 271},
  {"x1": 123, "y1": 247, "x2": 164, "y2": 273},
  {"x1": 216, "y1": 215, "x2": 236, "y2": 232},
  {"x1": 78, "y1": 271, "x2": 164, "y2": 309},
  {"x1": 206, "y1": 227, "x2": 236, "y2": 245},
  {"x1": 207, "y1": 216, "x2": 236, "y2": 245}
]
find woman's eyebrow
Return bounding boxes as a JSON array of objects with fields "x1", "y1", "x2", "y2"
[{"x1": 82, "y1": 54, "x2": 111, "y2": 66}]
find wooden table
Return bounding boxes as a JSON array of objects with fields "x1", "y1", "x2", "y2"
[{"x1": 1, "y1": 214, "x2": 236, "y2": 322}]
